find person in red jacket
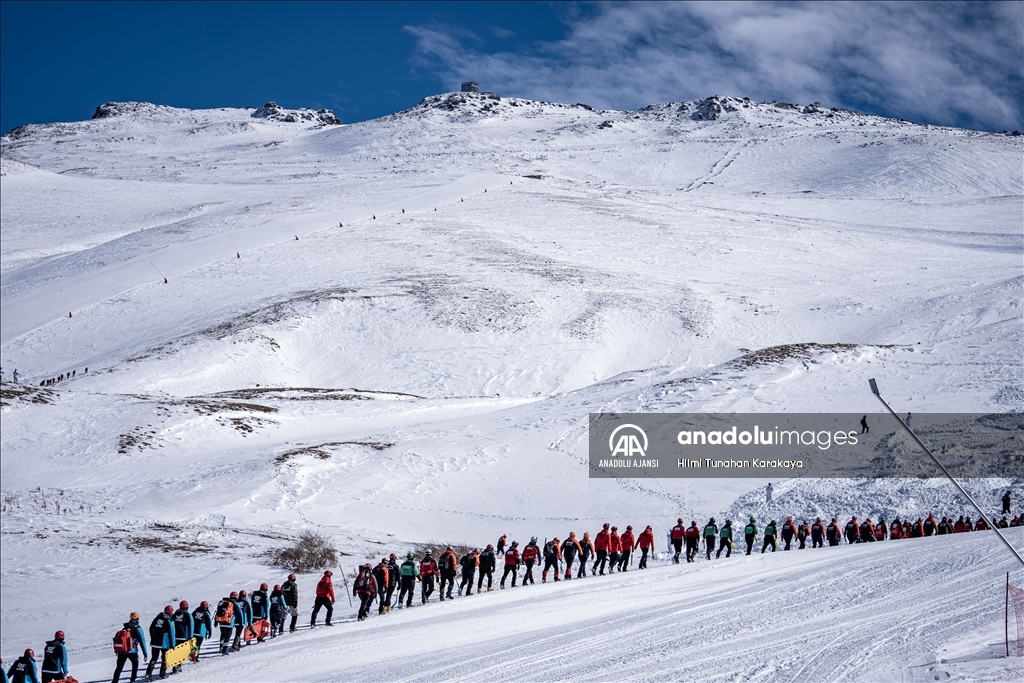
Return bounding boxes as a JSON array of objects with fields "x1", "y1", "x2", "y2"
[
  {"x1": 500, "y1": 541, "x2": 521, "y2": 588},
  {"x1": 607, "y1": 527, "x2": 623, "y2": 573},
  {"x1": 975, "y1": 517, "x2": 988, "y2": 531},
  {"x1": 671, "y1": 518, "x2": 685, "y2": 563},
  {"x1": 353, "y1": 564, "x2": 377, "y2": 621},
  {"x1": 874, "y1": 518, "x2": 888, "y2": 541},
  {"x1": 684, "y1": 520, "x2": 701, "y2": 562},
  {"x1": 618, "y1": 526, "x2": 636, "y2": 571},
  {"x1": 419, "y1": 550, "x2": 440, "y2": 604},
  {"x1": 310, "y1": 570, "x2": 335, "y2": 627},
  {"x1": 635, "y1": 525, "x2": 654, "y2": 568},
  {"x1": 577, "y1": 532, "x2": 595, "y2": 578},
  {"x1": 521, "y1": 538, "x2": 541, "y2": 585},
  {"x1": 781, "y1": 517, "x2": 798, "y2": 551},
  {"x1": 592, "y1": 523, "x2": 611, "y2": 575},
  {"x1": 811, "y1": 517, "x2": 825, "y2": 548},
  {"x1": 890, "y1": 518, "x2": 903, "y2": 539},
  {"x1": 953, "y1": 515, "x2": 965, "y2": 533}
]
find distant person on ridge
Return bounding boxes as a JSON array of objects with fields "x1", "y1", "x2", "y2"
[
  {"x1": 860, "y1": 416, "x2": 869, "y2": 433},
  {"x1": 766, "y1": 482, "x2": 773, "y2": 503}
]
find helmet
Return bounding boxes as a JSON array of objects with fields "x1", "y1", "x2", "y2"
[
  {"x1": 677, "y1": 518, "x2": 683, "y2": 524},
  {"x1": 55, "y1": 630, "x2": 65, "y2": 640},
  {"x1": 130, "y1": 612, "x2": 140, "y2": 620},
  {"x1": 626, "y1": 525, "x2": 632, "y2": 531},
  {"x1": 260, "y1": 583, "x2": 269, "y2": 590},
  {"x1": 273, "y1": 585, "x2": 281, "y2": 591},
  {"x1": 288, "y1": 573, "x2": 297, "y2": 581},
  {"x1": 511, "y1": 541, "x2": 518, "y2": 547},
  {"x1": 749, "y1": 517, "x2": 755, "y2": 523},
  {"x1": 239, "y1": 590, "x2": 247, "y2": 598},
  {"x1": 323, "y1": 570, "x2": 332, "y2": 577},
  {"x1": 425, "y1": 549, "x2": 432, "y2": 555},
  {"x1": 611, "y1": 526, "x2": 617, "y2": 531},
  {"x1": 604, "y1": 523, "x2": 610, "y2": 529},
  {"x1": 530, "y1": 537, "x2": 537, "y2": 543},
  {"x1": 446, "y1": 545, "x2": 453, "y2": 551},
  {"x1": 407, "y1": 552, "x2": 414, "y2": 560},
  {"x1": 486, "y1": 544, "x2": 493, "y2": 550},
  {"x1": 24, "y1": 649, "x2": 34, "y2": 658},
  {"x1": 364, "y1": 563, "x2": 372, "y2": 569},
  {"x1": 230, "y1": 591, "x2": 238, "y2": 599},
  {"x1": 709, "y1": 517, "x2": 715, "y2": 523},
  {"x1": 179, "y1": 600, "x2": 189, "y2": 609},
  {"x1": 200, "y1": 601, "x2": 210, "y2": 609},
  {"x1": 164, "y1": 605, "x2": 174, "y2": 614},
  {"x1": 390, "y1": 553, "x2": 397, "y2": 560}
]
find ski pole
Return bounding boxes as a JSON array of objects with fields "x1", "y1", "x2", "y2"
[
  {"x1": 340, "y1": 566, "x2": 353, "y2": 607},
  {"x1": 869, "y1": 378, "x2": 1024, "y2": 567}
]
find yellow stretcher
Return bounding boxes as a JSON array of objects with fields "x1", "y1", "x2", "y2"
[{"x1": 164, "y1": 637, "x2": 197, "y2": 668}]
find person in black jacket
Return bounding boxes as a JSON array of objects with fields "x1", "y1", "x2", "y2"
[
  {"x1": 191, "y1": 601, "x2": 214, "y2": 657},
  {"x1": 146, "y1": 606, "x2": 176, "y2": 680},
  {"x1": 41, "y1": 631, "x2": 68, "y2": 683},
  {"x1": 251, "y1": 583, "x2": 269, "y2": 641},
  {"x1": 6, "y1": 649, "x2": 38, "y2": 683},
  {"x1": 281, "y1": 574, "x2": 299, "y2": 633},
  {"x1": 477, "y1": 545, "x2": 496, "y2": 592},
  {"x1": 170, "y1": 601, "x2": 193, "y2": 672},
  {"x1": 268, "y1": 585, "x2": 288, "y2": 635}
]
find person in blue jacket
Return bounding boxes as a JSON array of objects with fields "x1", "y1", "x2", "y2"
[
  {"x1": 250, "y1": 583, "x2": 270, "y2": 642},
  {"x1": 170, "y1": 600, "x2": 194, "y2": 673},
  {"x1": 6, "y1": 650, "x2": 38, "y2": 683},
  {"x1": 146, "y1": 606, "x2": 177, "y2": 680},
  {"x1": 111, "y1": 612, "x2": 148, "y2": 683},
  {"x1": 268, "y1": 584, "x2": 288, "y2": 637},
  {"x1": 40, "y1": 632, "x2": 67, "y2": 682},
  {"x1": 191, "y1": 601, "x2": 214, "y2": 657},
  {"x1": 232, "y1": 590, "x2": 251, "y2": 651}
]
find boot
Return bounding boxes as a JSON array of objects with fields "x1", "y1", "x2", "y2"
[{"x1": 487, "y1": 587, "x2": 493, "y2": 591}]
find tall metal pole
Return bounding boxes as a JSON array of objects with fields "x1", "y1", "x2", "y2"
[{"x1": 868, "y1": 378, "x2": 1023, "y2": 566}]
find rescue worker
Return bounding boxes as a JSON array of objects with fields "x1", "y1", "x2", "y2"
[
  {"x1": 500, "y1": 541, "x2": 520, "y2": 588},
  {"x1": 716, "y1": 520, "x2": 734, "y2": 558},
  {"x1": 578, "y1": 532, "x2": 595, "y2": 577},
  {"x1": 251, "y1": 584, "x2": 270, "y2": 637},
  {"x1": 811, "y1": 517, "x2": 825, "y2": 548},
  {"x1": 761, "y1": 520, "x2": 778, "y2": 553},
  {"x1": 636, "y1": 525, "x2": 654, "y2": 568},
  {"x1": 145, "y1": 606, "x2": 176, "y2": 680},
  {"x1": 385, "y1": 554, "x2": 401, "y2": 608},
  {"x1": 192, "y1": 600, "x2": 213, "y2": 654},
  {"x1": 438, "y1": 546, "x2": 458, "y2": 599},
  {"x1": 496, "y1": 534, "x2": 508, "y2": 555},
  {"x1": 354, "y1": 564, "x2": 377, "y2": 621},
  {"x1": 372, "y1": 559, "x2": 390, "y2": 613},
  {"x1": 826, "y1": 518, "x2": 842, "y2": 546},
  {"x1": 170, "y1": 601, "x2": 193, "y2": 672},
  {"x1": 268, "y1": 587, "x2": 287, "y2": 635},
  {"x1": 541, "y1": 537, "x2": 561, "y2": 582},
  {"x1": 845, "y1": 516, "x2": 859, "y2": 543},
  {"x1": 420, "y1": 549, "x2": 440, "y2": 603},
  {"x1": 592, "y1": 523, "x2": 611, "y2": 574},
  {"x1": 458, "y1": 548, "x2": 480, "y2": 595},
  {"x1": 671, "y1": 518, "x2": 685, "y2": 563},
  {"x1": 310, "y1": 570, "x2": 335, "y2": 627},
  {"x1": 281, "y1": 573, "x2": 299, "y2": 633},
  {"x1": 41, "y1": 631, "x2": 68, "y2": 683},
  {"x1": 923, "y1": 513, "x2": 937, "y2": 536},
  {"x1": 562, "y1": 533, "x2": 583, "y2": 579},
  {"x1": 953, "y1": 515, "x2": 966, "y2": 533},
  {"x1": 214, "y1": 596, "x2": 236, "y2": 655},
  {"x1": 780, "y1": 516, "x2": 797, "y2": 550},
  {"x1": 112, "y1": 612, "x2": 147, "y2": 683},
  {"x1": 6, "y1": 650, "x2": 38, "y2": 683},
  {"x1": 607, "y1": 526, "x2": 622, "y2": 573},
  {"x1": 477, "y1": 545, "x2": 496, "y2": 592},
  {"x1": 398, "y1": 552, "x2": 420, "y2": 607},
  {"x1": 618, "y1": 526, "x2": 635, "y2": 571},
  {"x1": 233, "y1": 590, "x2": 252, "y2": 649},
  {"x1": 874, "y1": 518, "x2": 888, "y2": 541},
  {"x1": 891, "y1": 517, "x2": 904, "y2": 539},
  {"x1": 744, "y1": 517, "x2": 758, "y2": 555},
  {"x1": 797, "y1": 520, "x2": 810, "y2": 549},
  {"x1": 684, "y1": 520, "x2": 700, "y2": 562},
  {"x1": 522, "y1": 538, "x2": 541, "y2": 584},
  {"x1": 703, "y1": 518, "x2": 718, "y2": 560}
]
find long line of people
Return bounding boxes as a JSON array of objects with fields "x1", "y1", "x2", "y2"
[{"x1": 6, "y1": 507, "x2": 1019, "y2": 682}]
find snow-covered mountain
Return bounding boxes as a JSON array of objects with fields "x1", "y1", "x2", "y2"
[{"x1": 1, "y1": 93, "x2": 1021, "y2": 679}]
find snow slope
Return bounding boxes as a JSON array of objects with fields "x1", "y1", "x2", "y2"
[{"x1": 1, "y1": 94, "x2": 1022, "y2": 680}]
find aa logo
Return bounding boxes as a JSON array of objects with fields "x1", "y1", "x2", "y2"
[{"x1": 608, "y1": 424, "x2": 648, "y2": 457}]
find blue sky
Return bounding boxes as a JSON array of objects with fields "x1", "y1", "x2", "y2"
[{"x1": 2, "y1": 1, "x2": 1021, "y2": 134}]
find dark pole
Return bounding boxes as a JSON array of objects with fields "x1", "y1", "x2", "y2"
[{"x1": 868, "y1": 378, "x2": 1023, "y2": 566}]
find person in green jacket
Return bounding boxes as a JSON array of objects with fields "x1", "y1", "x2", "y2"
[
  {"x1": 716, "y1": 520, "x2": 734, "y2": 558},
  {"x1": 703, "y1": 518, "x2": 718, "y2": 560},
  {"x1": 762, "y1": 520, "x2": 778, "y2": 553},
  {"x1": 398, "y1": 552, "x2": 420, "y2": 608},
  {"x1": 744, "y1": 517, "x2": 758, "y2": 555}
]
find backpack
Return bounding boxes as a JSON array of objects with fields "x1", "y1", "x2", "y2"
[
  {"x1": 354, "y1": 572, "x2": 371, "y2": 592},
  {"x1": 439, "y1": 553, "x2": 453, "y2": 571},
  {"x1": 216, "y1": 600, "x2": 233, "y2": 621},
  {"x1": 113, "y1": 628, "x2": 133, "y2": 653}
]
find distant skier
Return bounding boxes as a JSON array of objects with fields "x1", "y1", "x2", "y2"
[
  {"x1": 860, "y1": 416, "x2": 869, "y2": 434},
  {"x1": 310, "y1": 570, "x2": 335, "y2": 627},
  {"x1": 420, "y1": 549, "x2": 439, "y2": 603},
  {"x1": 578, "y1": 532, "x2": 595, "y2": 577},
  {"x1": 146, "y1": 606, "x2": 177, "y2": 680},
  {"x1": 781, "y1": 516, "x2": 797, "y2": 550},
  {"x1": 500, "y1": 541, "x2": 520, "y2": 588},
  {"x1": 593, "y1": 524, "x2": 611, "y2": 575},
  {"x1": 1003, "y1": 491, "x2": 1012, "y2": 515},
  {"x1": 562, "y1": 532, "x2": 583, "y2": 579},
  {"x1": 703, "y1": 518, "x2": 718, "y2": 560},
  {"x1": 353, "y1": 564, "x2": 377, "y2": 621},
  {"x1": 438, "y1": 546, "x2": 457, "y2": 600},
  {"x1": 477, "y1": 545, "x2": 496, "y2": 592},
  {"x1": 766, "y1": 482, "x2": 773, "y2": 503},
  {"x1": 398, "y1": 552, "x2": 420, "y2": 607},
  {"x1": 761, "y1": 520, "x2": 778, "y2": 553},
  {"x1": 636, "y1": 525, "x2": 655, "y2": 568},
  {"x1": 684, "y1": 520, "x2": 701, "y2": 562},
  {"x1": 716, "y1": 520, "x2": 734, "y2": 558},
  {"x1": 522, "y1": 538, "x2": 540, "y2": 584},
  {"x1": 618, "y1": 526, "x2": 635, "y2": 571},
  {"x1": 670, "y1": 518, "x2": 685, "y2": 563},
  {"x1": 542, "y1": 537, "x2": 562, "y2": 582},
  {"x1": 744, "y1": 517, "x2": 758, "y2": 555},
  {"x1": 41, "y1": 630, "x2": 68, "y2": 682},
  {"x1": 111, "y1": 612, "x2": 147, "y2": 683},
  {"x1": 281, "y1": 573, "x2": 299, "y2": 632}
]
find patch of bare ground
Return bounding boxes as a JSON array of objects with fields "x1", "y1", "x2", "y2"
[
  {"x1": 0, "y1": 381, "x2": 55, "y2": 407},
  {"x1": 275, "y1": 440, "x2": 394, "y2": 465}
]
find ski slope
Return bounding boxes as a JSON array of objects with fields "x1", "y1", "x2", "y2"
[{"x1": 1, "y1": 93, "x2": 1022, "y2": 681}]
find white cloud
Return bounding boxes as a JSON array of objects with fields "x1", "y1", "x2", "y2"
[{"x1": 405, "y1": 1, "x2": 1023, "y2": 131}]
